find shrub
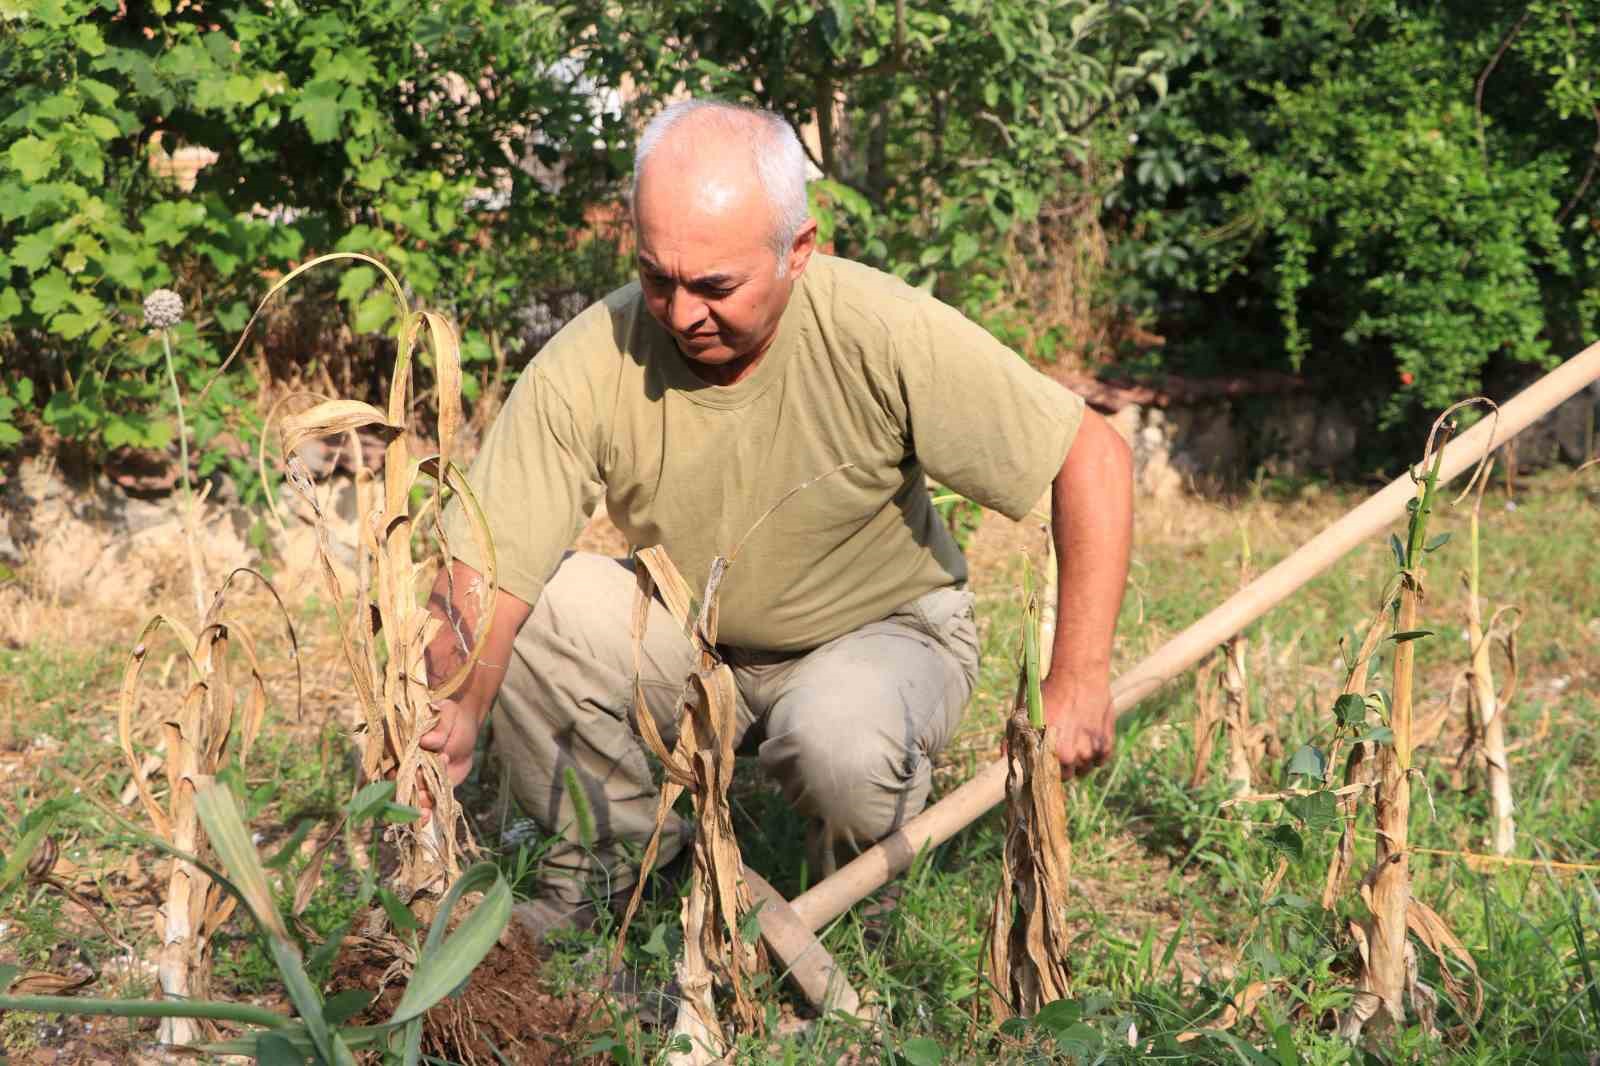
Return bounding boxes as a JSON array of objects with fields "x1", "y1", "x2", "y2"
[
  {"x1": 0, "y1": 0, "x2": 626, "y2": 489},
  {"x1": 1111, "y1": 3, "x2": 1600, "y2": 423}
]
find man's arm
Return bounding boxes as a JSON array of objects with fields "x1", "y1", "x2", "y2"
[
  {"x1": 416, "y1": 560, "x2": 532, "y2": 819},
  {"x1": 1041, "y1": 407, "x2": 1134, "y2": 774}
]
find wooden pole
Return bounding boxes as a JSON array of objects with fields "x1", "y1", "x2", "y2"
[{"x1": 786, "y1": 341, "x2": 1600, "y2": 932}]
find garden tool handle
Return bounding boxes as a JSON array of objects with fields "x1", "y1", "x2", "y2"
[{"x1": 788, "y1": 339, "x2": 1600, "y2": 932}]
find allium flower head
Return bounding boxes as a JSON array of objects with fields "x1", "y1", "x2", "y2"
[{"x1": 143, "y1": 289, "x2": 184, "y2": 330}]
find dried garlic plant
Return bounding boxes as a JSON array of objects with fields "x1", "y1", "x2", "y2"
[
  {"x1": 118, "y1": 569, "x2": 301, "y2": 1045},
  {"x1": 605, "y1": 468, "x2": 848, "y2": 1058},
  {"x1": 1191, "y1": 527, "x2": 1266, "y2": 792},
  {"x1": 611, "y1": 545, "x2": 767, "y2": 1062},
  {"x1": 1459, "y1": 456, "x2": 1521, "y2": 855},
  {"x1": 269, "y1": 253, "x2": 500, "y2": 904},
  {"x1": 985, "y1": 561, "x2": 1074, "y2": 1021},
  {"x1": 1337, "y1": 408, "x2": 1487, "y2": 1041}
]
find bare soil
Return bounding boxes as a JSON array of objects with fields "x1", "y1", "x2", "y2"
[{"x1": 336, "y1": 921, "x2": 600, "y2": 1065}]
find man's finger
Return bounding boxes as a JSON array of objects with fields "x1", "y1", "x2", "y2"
[{"x1": 418, "y1": 703, "x2": 456, "y2": 750}]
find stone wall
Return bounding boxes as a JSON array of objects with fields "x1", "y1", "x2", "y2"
[
  {"x1": 0, "y1": 455, "x2": 361, "y2": 610},
  {"x1": 1097, "y1": 380, "x2": 1598, "y2": 498}
]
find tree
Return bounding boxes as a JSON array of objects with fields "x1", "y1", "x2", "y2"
[
  {"x1": 1110, "y1": 1, "x2": 1600, "y2": 423},
  {"x1": 576, "y1": 0, "x2": 1211, "y2": 322}
]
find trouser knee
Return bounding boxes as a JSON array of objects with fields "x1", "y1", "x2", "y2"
[{"x1": 760, "y1": 727, "x2": 932, "y2": 856}]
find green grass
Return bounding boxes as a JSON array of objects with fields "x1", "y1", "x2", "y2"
[{"x1": 2, "y1": 469, "x2": 1596, "y2": 1063}]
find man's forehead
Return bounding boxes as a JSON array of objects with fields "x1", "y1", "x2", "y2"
[
  {"x1": 638, "y1": 158, "x2": 758, "y2": 215},
  {"x1": 635, "y1": 196, "x2": 773, "y2": 277}
]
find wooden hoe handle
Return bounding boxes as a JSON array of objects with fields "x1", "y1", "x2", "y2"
[{"x1": 752, "y1": 340, "x2": 1600, "y2": 1010}]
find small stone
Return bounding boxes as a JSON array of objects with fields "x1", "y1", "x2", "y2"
[{"x1": 142, "y1": 288, "x2": 184, "y2": 330}]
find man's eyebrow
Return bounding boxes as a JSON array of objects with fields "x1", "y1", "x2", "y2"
[{"x1": 637, "y1": 253, "x2": 741, "y2": 288}]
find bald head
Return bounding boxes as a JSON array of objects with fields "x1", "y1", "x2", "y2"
[
  {"x1": 632, "y1": 100, "x2": 810, "y2": 275},
  {"x1": 629, "y1": 101, "x2": 818, "y2": 383}
]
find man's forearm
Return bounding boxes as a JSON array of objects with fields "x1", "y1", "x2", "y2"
[
  {"x1": 424, "y1": 560, "x2": 530, "y2": 722},
  {"x1": 1047, "y1": 409, "x2": 1133, "y2": 688}
]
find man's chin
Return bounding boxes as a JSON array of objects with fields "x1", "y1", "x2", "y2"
[{"x1": 676, "y1": 341, "x2": 741, "y2": 365}]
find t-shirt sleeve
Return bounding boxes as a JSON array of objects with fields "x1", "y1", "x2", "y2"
[
  {"x1": 438, "y1": 363, "x2": 600, "y2": 609},
  {"x1": 897, "y1": 295, "x2": 1085, "y2": 521}
]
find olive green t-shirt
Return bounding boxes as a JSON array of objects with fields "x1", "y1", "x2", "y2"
[{"x1": 443, "y1": 254, "x2": 1084, "y2": 651}]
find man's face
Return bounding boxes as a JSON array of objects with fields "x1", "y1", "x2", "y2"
[{"x1": 634, "y1": 156, "x2": 811, "y2": 373}]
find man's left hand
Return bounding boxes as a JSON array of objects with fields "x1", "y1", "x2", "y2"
[{"x1": 1041, "y1": 673, "x2": 1115, "y2": 776}]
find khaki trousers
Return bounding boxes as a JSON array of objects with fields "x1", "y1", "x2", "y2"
[{"x1": 490, "y1": 552, "x2": 980, "y2": 904}]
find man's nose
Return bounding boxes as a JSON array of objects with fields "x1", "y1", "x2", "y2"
[{"x1": 666, "y1": 290, "x2": 706, "y2": 334}]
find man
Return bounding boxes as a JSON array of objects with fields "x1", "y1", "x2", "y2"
[{"x1": 420, "y1": 99, "x2": 1133, "y2": 936}]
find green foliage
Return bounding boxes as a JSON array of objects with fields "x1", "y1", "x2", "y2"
[
  {"x1": 578, "y1": 0, "x2": 1208, "y2": 319},
  {"x1": 0, "y1": 779, "x2": 512, "y2": 1066},
  {"x1": 1113, "y1": 2, "x2": 1600, "y2": 424},
  {"x1": 0, "y1": 0, "x2": 623, "y2": 483},
  {"x1": 930, "y1": 486, "x2": 985, "y2": 552},
  {"x1": 0, "y1": 376, "x2": 31, "y2": 448},
  {"x1": 8, "y1": 0, "x2": 1595, "y2": 486}
]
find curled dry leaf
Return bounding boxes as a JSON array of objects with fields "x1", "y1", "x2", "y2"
[
  {"x1": 985, "y1": 709, "x2": 1074, "y2": 1021},
  {"x1": 1407, "y1": 898, "x2": 1484, "y2": 1028},
  {"x1": 10, "y1": 970, "x2": 96, "y2": 996}
]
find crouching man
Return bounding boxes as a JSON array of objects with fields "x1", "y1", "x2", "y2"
[{"x1": 419, "y1": 99, "x2": 1133, "y2": 936}]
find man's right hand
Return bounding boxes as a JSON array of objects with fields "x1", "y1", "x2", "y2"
[
  {"x1": 412, "y1": 561, "x2": 532, "y2": 825},
  {"x1": 416, "y1": 698, "x2": 483, "y2": 823}
]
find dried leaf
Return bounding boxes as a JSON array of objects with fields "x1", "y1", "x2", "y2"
[
  {"x1": 292, "y1": 825, "x2": 342, "y2": 918},
  {"x1": 10, "y1": 970, "x2": 94, "y2": 996},
  {"x1": 279, "y1": 399, "x2": 400, "y2": 457},
  {"x1": 1407, "y1": 899, "x2": 1483, "y2": 1026},
  {"x1": 1176, "y1": 979, "x2": 1276, "y2": 1041},
  {"x1": 986, "y1": 710, "x2": 1073, "y2": 1020},
  {"x1": 635, "y1": 545, "x2": 696, "y2": 634},
  {"x1": 1189, "y1": 656, "x2": 1221, "y2": 790}
]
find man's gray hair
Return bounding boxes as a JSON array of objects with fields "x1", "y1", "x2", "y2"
[{"x1": 633, "y1": 99, "x2": 810, "y2": 275}]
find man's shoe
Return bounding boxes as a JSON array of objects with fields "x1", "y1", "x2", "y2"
[{"x1": 510, "y1": 893, "x2": 600, "y2": 944}]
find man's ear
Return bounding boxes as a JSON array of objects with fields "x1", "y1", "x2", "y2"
[{"x1": 786, "y1": 217, "x2": 819, "y2": 277}]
